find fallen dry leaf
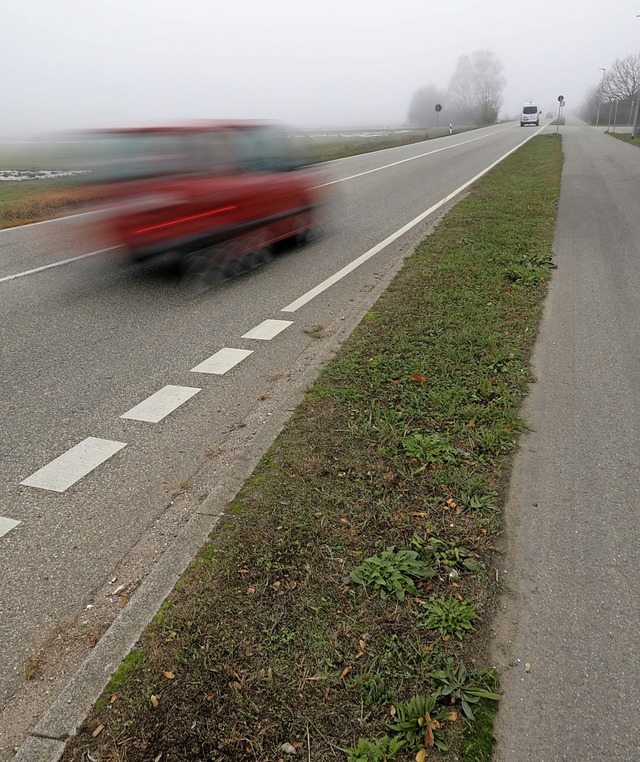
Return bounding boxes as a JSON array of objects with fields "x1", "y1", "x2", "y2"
[
  {"x1": 416, "y1": 749, "x2": 429, "y2": 762},
  {"x1": 389, "y1": 704, "x2": 396, "y2": 716},
  {"x1": 339, "y1": 666, "x2": 352, "y2": 680},
  {"x1": 119, "y1": 594, "x2": 129, "y2": 609},
  {"x1": 280, "y1": 742, "x2": 297, "y2": 755},
  {"x1": 410, "y1": 374, "x2": 426, "y2": 383},
  {"x1": 525, "y1": 663, "x2": 531, "y2": 673},
  {"x1": 91, "y1": 724, "x2": 104, "y2": 738},
  {"x1": 247, "y1": 587, "x2": 256, "y2": 594},
  {"x1": 150, "y1": 694, "x2": 159, "y2": 708},
  {"x1": 162, "y1": 671, "x2": 175, "y2": 680},
  {"x1": 110, "y1": 694, "x2": 118, "y2": 704}
]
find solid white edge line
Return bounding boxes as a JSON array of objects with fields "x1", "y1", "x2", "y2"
[
  {"x1": 121, "y1": 385, "x2": 202, "y2": 423},
  {"x1": 314, "y1": 128, "x2": 506, "y2": 188},
  {"x1": 190, "y1": 347, "x2": 253, "y2": 375},
  {"x1": 0, "y1": 246, "x2": 119, "y2": 284},
  {"x1": 282, "y1": 124, "x2": 546, "y2": 314},
  {"x1": 241, "y1": 319, "x2": 293, "y2": 340},
  {"x1": 0, "y1": 516, "x2": 21, "y2": 538},
  {"x1": 20, "y1": 437, "x2": 127, "y2": 493}
]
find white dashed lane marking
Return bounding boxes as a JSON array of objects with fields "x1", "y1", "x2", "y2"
[
  {"x1": 191, "y1": 347, "x2": 253, "y2": 375},
  {"x1": 121, "y1": 385, "x2": 201, "y2": 423},
  {"x1": 0, "y1": 517, "x2": 21, "y2": 538},
  {"x1": 241, "y1": 319, "x2": 293, "y2": 340},
  {"x1": 20, "y1": 437, "x2": 127, "y2": 493}
]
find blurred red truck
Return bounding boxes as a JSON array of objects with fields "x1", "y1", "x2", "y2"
[{"x1": 82, "y1": 121, "x2": 328, "y2": 280}]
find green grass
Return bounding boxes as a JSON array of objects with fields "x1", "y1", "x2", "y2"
[
  {"x1": 607, "y1": 132, "x2": 640, "y2": 146},
  {"x1": 61, "y1": 135, "x2": 562, "y2": 762},
  {"x1": 0, "y1": 177, "x2": 98, "y2": 229}
]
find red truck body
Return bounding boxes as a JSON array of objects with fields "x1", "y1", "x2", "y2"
[{"x1": 83, "y1": 121, "x2": 327, "y2": 274}]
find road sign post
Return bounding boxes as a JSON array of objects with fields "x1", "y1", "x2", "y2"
[{"x1": 556, "y1": 95, "x2": 565, "y2": 135}]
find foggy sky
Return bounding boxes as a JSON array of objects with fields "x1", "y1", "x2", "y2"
[{"x1": 3, "y1": 0, "x2": 640, "y2": 138}]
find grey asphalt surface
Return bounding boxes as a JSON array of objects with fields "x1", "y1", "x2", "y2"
[
  {"x1": 493, "y1": 120, "x2": 640, "y2": 760},
  {"x1": 0, "y1": 122, "x2": 539, "y2": 759}
]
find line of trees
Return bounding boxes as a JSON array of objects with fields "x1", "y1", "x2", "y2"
[
  {"x1": 407, "y1": 50, "x2": 506, "y2": 128},
  {"x1": 579, "y1": 53, "x2": 640, "y2": 124}
]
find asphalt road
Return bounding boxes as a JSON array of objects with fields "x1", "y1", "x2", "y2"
[
  {"x1": 493, "y1": 120, "x2": 640, "y2": 760},
  {"x1": 0, "y1": 122, "x2": 542, "y2": 757}
]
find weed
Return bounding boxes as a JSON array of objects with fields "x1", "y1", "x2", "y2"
[
  {"x1": 24, "y1": 652, "x2": 46, "y2": 680},
  {"x1": 458, "y1": 490, "x2": 499, "y2": 517},
  {"x1": 505, "y1": 251, "x2": 556, "y2": 286},
  {"x1": 402, "y1": 432, "x2": 458, "y2": 470},
  {"x1": 170, "y1": 479, "x2": 192, "y2": 499},
  {"x1": 431, "y1": 659, "x2": 501, "y2": 720},
  {"x1": 418, "y1": 595, "x2": 477, "y2": 639},
  {"x1": 349, "y1": 548, "x2": 435, "y2": 600},
  {"x1": 349, "y1": 672, "x2": 394, "y2": 707},
  {"x1": 411, "y1": 536, "x2": 482, "y2": 573},
  {"x1": 389, "y1": 694, "x2": 453, "y2": 753},
  {"x1": 304, "y1": 324, "x2": 326, "y2": 338},
  {"x1": 346, "y1": 736, "x2": 405, "y2": 762}
]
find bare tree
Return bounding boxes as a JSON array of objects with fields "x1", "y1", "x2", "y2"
[
  {"x1": 602, "y1": 54, "x2": 640, "y2": 102},
  {"x1": 447, "y1": 54, "x2": 476, "y2": 123},
  {"x1": 448, "y1": 50, "x2": 506, "y2": 125},
  {"x1": 407, "y1": 83, "x2": 447, "y2": 126}
]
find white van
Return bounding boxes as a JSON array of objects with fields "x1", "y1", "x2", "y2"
[{"x1": 521, "y1": 102, "x2": 540, "y2": 127}]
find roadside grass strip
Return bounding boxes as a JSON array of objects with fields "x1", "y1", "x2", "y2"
[{"x1": 62, "y1": 136, "x2": 562, "y2": 762}]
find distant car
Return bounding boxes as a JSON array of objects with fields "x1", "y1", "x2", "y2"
[{"x1": 81, "y1": 121, "x2": 328, "y2": 280}]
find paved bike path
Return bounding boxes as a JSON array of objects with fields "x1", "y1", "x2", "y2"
[{"x1": 493, "y1": 121, "x2": 640, "y2": 760}]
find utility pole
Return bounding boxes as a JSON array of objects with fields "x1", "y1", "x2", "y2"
[
  {"x1": 596, "y1": 68, "x2": 606, "y2": 125},
  {"x1": 633, "y1": 91, "x2": 640, "y2": 138}
]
